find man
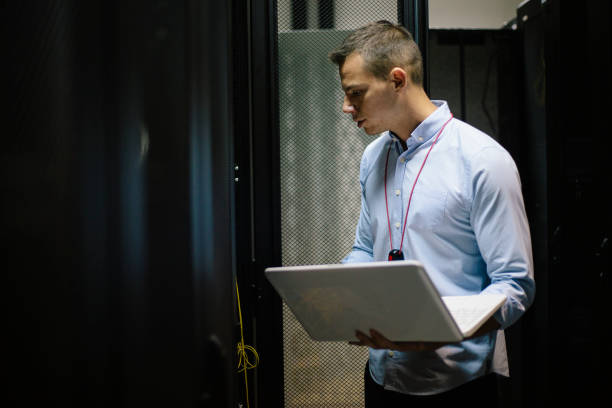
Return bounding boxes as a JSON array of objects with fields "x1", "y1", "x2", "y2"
[{"x1": 329, "y1": 21, "x2": 535, "y2": 406}]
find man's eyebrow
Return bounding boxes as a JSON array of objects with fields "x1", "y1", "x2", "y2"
[{"x1": 342, "y1": 84, "x2": 364, "y2": 92}]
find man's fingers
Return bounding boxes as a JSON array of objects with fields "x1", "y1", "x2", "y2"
[
  {"x1": 354, "y1": 330, "x2": 378, "y2": 348},
  {"x1": 394, "y1": 341, "x2": 447, "y2": 351},
  {"x1": 369, "y1": 329, "x2": 396, "y2": 349},
  {"x1": 354, "y1": 329, "x2": 450, "y2": 351}
]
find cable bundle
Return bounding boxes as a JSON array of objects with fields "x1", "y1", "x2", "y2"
[{"x1": 236, "y1": 279, "x2": 259, "y2": 408}]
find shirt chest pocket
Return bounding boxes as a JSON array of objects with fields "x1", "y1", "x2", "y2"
[{"x1": 406, "y1": 189, "x2": 448, "y2": 231}]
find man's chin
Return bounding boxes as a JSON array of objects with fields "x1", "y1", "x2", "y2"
[{"x1": 363, "y1": 126, "x2": 379, "y2": 135}]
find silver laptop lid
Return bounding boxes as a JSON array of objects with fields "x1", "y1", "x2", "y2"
[{"x1": 265, "y1": 260, "x2": 463, "y2": 342}]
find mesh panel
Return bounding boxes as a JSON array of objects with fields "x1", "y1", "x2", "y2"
[{"x1": 277, "y1": 1, "x2": 398, "y2": 407}]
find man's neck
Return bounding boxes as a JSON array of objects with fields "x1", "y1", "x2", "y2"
[{"x1": 391, "y1": 89, "x2": 437, "y2": 142}]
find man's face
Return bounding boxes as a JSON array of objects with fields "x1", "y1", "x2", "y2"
[{"x1": 339, "y1": 52, "x2": 396, "y2": 135}]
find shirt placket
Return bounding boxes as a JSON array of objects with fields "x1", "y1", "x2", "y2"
[
  {"x1": 392, "y1": 148, "x2": 407, "y2": 250},
  {"x1": 396, "y1": 137, "x2": 423, "y2": 251}
]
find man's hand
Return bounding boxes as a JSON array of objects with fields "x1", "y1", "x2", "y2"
[
  {"x1": 349, "y1": 316, "x2": 501, "y2": 352},
  {"x1": 349, "y1": 329, "x2": 450, "y2": 352}
]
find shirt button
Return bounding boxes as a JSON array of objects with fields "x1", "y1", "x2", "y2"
[
  {"x1": 399, "y1": 157, "x2": 406, "y2": 163},
  {"x1": 394, "y1": 189, "x2": 401, "y2": 196},
  {"x1": 394, "y1": 222, "x2": 400, "y2": 229},
  {"x1": 388, "y1": 351, "x2": 394, "y2": 357},
  {"x1": 418, "y1": 137, "x2": 423, "y2": 141}
]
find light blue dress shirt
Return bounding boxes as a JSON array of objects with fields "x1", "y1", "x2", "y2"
[{"x1": 342, "y1": 100, "x2": 535, "y2": 395}]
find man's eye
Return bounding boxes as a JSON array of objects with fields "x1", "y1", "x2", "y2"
[{"x1": 351, "y1": 90, "x2": 363, "y2": 97}]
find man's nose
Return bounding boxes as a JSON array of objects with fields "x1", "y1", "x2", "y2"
[{"x1": 342, "y1": 97, "x2": 356, "y2": 114}]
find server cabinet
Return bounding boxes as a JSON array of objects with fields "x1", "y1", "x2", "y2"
[
  {"x1": 3, "y1": 1, "x2": 236, "y2": 406},
  {"x1": 517, "y1": 0, "x2": 611, "y2": 405}
]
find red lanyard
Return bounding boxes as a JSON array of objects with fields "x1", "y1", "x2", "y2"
[{"x1": 384, "y1": 114, "x2": 453, "y2": 256}]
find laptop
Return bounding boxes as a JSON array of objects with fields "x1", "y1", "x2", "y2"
[{"x1": 264, "y1": 260, "x2": 506, "y2": 342}]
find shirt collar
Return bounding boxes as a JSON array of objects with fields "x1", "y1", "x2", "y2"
[{"x1": 387, "y1": 100, "x2": 452, "y2": 153}]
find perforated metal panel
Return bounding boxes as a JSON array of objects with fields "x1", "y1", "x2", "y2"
[{"x1": 276, "y1": 1, "x2": 398, "y2": 407}]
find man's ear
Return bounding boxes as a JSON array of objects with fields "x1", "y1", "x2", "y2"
[{"x1": 389, "y1": 67, "x2": 407, "y2": 91}]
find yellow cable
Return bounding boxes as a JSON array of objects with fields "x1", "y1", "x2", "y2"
[{"x1": 236, "y1": 278, "x2": 259, "y2": 408}]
